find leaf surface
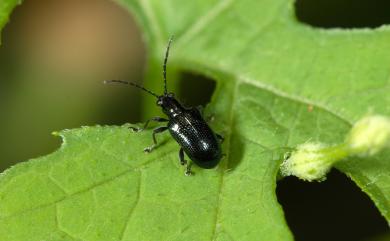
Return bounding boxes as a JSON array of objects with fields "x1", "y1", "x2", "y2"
[{"x1": 125, "y1": 0, "x2": 390, "y2": 222}]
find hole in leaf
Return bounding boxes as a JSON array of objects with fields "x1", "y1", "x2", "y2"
[
  {"x1": 276, "y1": 169, "x2": 388, "y2": 241},
  {"x1": 177, "y1": 72, "x2": 216, "y2": 107},
  {"x1": 295, "y1": 0, "x2": 390, "y2": 28}
]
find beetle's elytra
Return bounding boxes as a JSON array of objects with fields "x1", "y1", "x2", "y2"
[{"x1": 105, "y1": 36, "x2": 223, "y2": 175}]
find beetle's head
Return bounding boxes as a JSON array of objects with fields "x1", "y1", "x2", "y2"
[
  {"x1": 157, "y1": 93, "x2": 183, "y2": 117},
  {"x1": 156, "y1": 92, "x2": 174, "y2": 106}
]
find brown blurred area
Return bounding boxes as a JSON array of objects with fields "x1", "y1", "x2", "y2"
[{"x1": 0, "y1": 0, "x2": 146, "y2": 171}]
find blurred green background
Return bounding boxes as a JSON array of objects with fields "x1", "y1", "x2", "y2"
[{"x1": 0, "y1": 0, "x2": 389, "y2": 241}]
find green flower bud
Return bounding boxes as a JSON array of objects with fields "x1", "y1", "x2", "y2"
[
  {"x1": 280, "y1": 143, "x2": 347, "y2": 181},
  {"x1": 346, "y1": 115, "x2": 390, "y2": 156},
  {"x1": 280, "y1": 115, "x2": 390, "y2": 182}
]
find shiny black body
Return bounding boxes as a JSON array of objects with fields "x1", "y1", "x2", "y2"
[
  {"x1": 105, "y1": 36, "x2": 223, "y2": 175},
  {"x1": 161, "y1": 96, "x2": 222, "y2": 169}
]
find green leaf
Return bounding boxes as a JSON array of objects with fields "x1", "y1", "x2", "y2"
[
  {"x1": 1, "y1": 0, "x2": 389, "y2": 240},
  {"x1": 0, "y1": 0, "x2": 20, "y2": 44},
  {"x1": 121, "y1": 0, "x2": 390, "y2": 224},
  {"x1": 0, "y1": 92, "x2": 349, "y2": 241}
]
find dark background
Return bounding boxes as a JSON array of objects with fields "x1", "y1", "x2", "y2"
[{"x1": 0, "y1": 0, "x2": 389, "y2": 240}]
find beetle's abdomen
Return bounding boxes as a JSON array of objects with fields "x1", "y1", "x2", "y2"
[{"x1": 168, "y1": 112, "x2": 222, "y2": 168}]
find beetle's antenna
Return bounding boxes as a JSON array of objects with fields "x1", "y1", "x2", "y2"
[
  {"x1": 104, "y1": 80, "x2": 159, "y2": 98},
  {"x1": 163, "y1": 36, "x2": 174, "y2": 95}
]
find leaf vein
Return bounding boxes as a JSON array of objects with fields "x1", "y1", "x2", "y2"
[
  {"x1": 210, "y1": 81, "x2": 238, "y2": 240},
  {"x1": 0, "y1": 149, "x2": 175, "y2": 220},
  {"x1": 179, "y1": 0, "x2": 234, "y2": 44},
  {"x1": 239, "y1": 77, "x2": 352, "y2": 126},
  {"x1": 138, "y1": 0, "x2": 164, "y2": 45},
  {"x1": 119, "y1": 170, "x2": 143, "y2": 241}
]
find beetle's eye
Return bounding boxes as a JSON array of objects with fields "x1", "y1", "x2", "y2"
[
  {"x1": 168, "y1": 92, "x2": 174, "y2": 97},
  {"x1": 157, "y1": 100, "x2": 163, "y2": 105}
]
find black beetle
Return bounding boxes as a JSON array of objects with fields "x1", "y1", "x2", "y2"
[{"x1": 105, "y1": 36, "x2": 223, "y2": 175}]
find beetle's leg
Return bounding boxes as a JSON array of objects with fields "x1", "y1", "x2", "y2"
[
  {"x1": 185, "y1": 162, "x2": 193, "y2": 176},
  {"x1": 144, "y1": 126, "x2": 168, "y2": 153},
  {"x1": 179, "y1": 148, "x2": 186, "y2": 165},
  {"x1": 178, "y1": 148, "x2": 193, "y2": 176},
  {"x1": 129, "y1": 117, "x2": 168, "y2": 132},
  {"x1": 216, "y1": 133, "x2": 224, "y2": 143}
]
